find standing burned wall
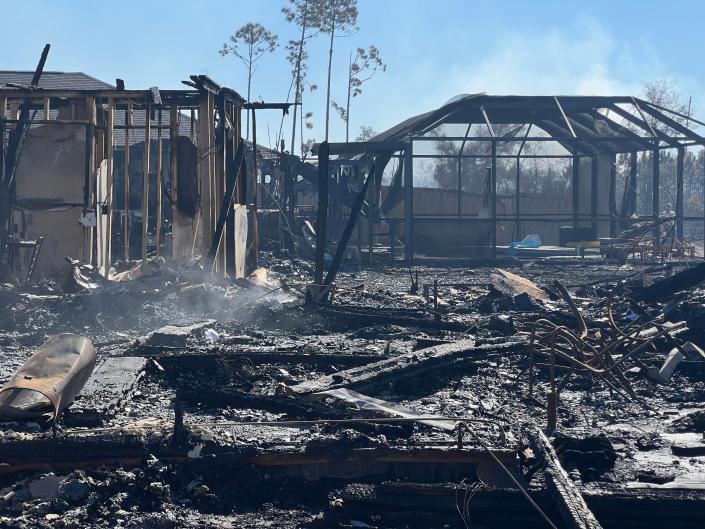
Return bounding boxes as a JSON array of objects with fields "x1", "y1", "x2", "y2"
[
  {"x1": 0, "y1": 74, "x2": 253, "y2": 282},
  {"x1": 12, "y1": 119, "x2": 88, "y2": 277}
]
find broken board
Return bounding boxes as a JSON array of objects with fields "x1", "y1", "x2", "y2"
[
  {"x1": 140, "y1": 320, "x2": 216, "y2": 349},
  {"x1": 64, "y1": 356, "x2": 147, "y2": 425},
  {"x1": 490, "y1": 268, "x2": 547, "y2": 300}
]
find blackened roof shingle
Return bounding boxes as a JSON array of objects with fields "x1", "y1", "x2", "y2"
[{"x1": 0, "y1": 71, "x2": 114, "y2": 90}]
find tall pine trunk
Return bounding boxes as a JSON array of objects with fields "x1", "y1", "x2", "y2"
[
  {"x1": 344, "y1": 52, "x2": 351, "y2": 142},
  {"x1": 290, "y1": 6, "x2": 307, "y2": 156},
  {"x1": 324, "y1": 8, "x2": 337, "y2": 142},
  {"x1": 246, "y1": 58, "x2": 252, "y2": 141}
]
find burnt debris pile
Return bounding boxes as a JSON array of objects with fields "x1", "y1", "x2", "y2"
[{"x1": 0, "y1": 253, "x2": 705, "y2": 529}]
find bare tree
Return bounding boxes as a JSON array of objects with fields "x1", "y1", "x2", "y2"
[
  {"x1": 642, "y1": 80, "x2": 693, "y2": 130},
  {"x1": 282, "y1": 0, "x2": 324, "y2": 155},
  {"x1": 319, "y1": 0, "x2": 358, "y2": 142},
  {"x1": 220, "y1": 22, "x2": 279, "y2": 140},
  {"x1": 355, "y1": 125, "x2": 378, "y2": 142},
  {"x1": 332, "y1": 45, "x2": 385, "y2": 142}
]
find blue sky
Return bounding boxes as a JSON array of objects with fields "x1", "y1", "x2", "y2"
[{"x1": 3, "y1": 0, "x2": 704, "y2": 151}]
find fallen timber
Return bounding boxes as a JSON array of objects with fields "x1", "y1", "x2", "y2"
[
  {"x1": 291, "y1": 338, "x2": 527, "y2": 395},
  {"x1": 336, "y1": 481, "x2": 705, "y2": 529},
  {"x1": 143, "y1": 347, "x2": 387, "y2": 367},
  {"x1": 633, "y1": 261, "x2": 705, "y2": 302},
  {"x1": 315, "y1": 303, "x2": 471, "y2": 331},
  {"x1": 0, "y1": 427, "x2": 514, "y2": 486},
  {"x1": 529, "y1": 428, "x2": 604, "y2": 529}
]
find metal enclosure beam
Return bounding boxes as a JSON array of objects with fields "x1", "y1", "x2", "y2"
[
  {"x1": 609, "y1": 156, "x2": 617, "y2": 236},
  {"x1": 554, "y1": 97, "x2": 577, "y2": 138},
  {"x1": 628, "y1": 151, "x2": 638, "y2": 219},
  {"x1": 490, "y1": 139, "x2": 497, "y2": 255},
  {"x1": 652, "y1": 146, "x2": 660, "y2": 246},
  {"x1": 457, "y1": 122, "x2": 472, "y2": 217},
  {"x1": 404, "y1": 141, "x2": 414, "y2": 261},
  {"x1": 591, "y1": 156, "x2": 599, "y2": 236},
  {"x1": 572, "y1": 155, "x2": 580, "y2": 227},
  {"x1": 676, "y1": 147, "x2": 684, "y2": 239}
]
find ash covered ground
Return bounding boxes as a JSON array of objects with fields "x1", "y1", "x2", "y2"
[{"x1": 1, "y1": 253, "x2": 705, "y2": 528}]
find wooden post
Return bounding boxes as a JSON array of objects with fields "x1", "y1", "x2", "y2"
[
  {"x1": 155, "y1": 108, "x2": 163, "y2": 256},
  {"x1": 314, "y1": 141, "x2": 329, "y2": 284},
  {"x1": 84, "y1": 96, "x2": 96, "y2": 263},
  {"x1": 124, "y1": 103, "x2": 132, "y2": 260},
  {"x1": 141, "y1": 100, "x2": 151, "y2": 264},
  {"x1": 676, "y1": 147, "x2": 684, "y2": 239},
  {"x1": 404, "y1": 141, "x2": 413, "y2": 261},
  {"x1": 240, "y1": 106, "x2": 256, "y2": 275},
  {"x1": 226, "y1": 103, "x2": 237, "y2": 275},
  {"x1": 204, "y1": 140, "x2": 246, "y2": 272},
  {"x1": 251, "y1": 108, "x2": 258, "y2": 208},
  {"x1": 572, "y1": 154, "x2": 580, "y2": 228},
  {"x1": 169, "y1": 104, "x2": 179, "y2": 256},
  {"x1": 210, "y1": 95, "x2": 217, "y2": 258},
  {"x1": 43, "y1": 97, "x2": 50, "y2": 120},
  {"x1": 197, "y1": 92, "x2": 213, "y2": 257},
  {"x1": 214, "y1": 96, "x2": 227, "y2": 274},
  {"x1": 95, "y1": 105, "x2": 105, "y2": 267},
  {"x1": 104, "y1": 98, "x2": 114, "y2": 277},
  {"x1": 282, "y1": 156, "x2": 295, "y2": 250},
  {"x1": 591, "y1": 156, "x2": 598, "y2": 237}
]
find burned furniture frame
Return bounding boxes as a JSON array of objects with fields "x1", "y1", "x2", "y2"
[
  {"x1": 314, "y1": 95, "x2": 705, "y2": 262},
  {"x1": 0, "y1": 74, "x2": 254, "y2": 279}
]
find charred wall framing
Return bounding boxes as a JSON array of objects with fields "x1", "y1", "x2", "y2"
[
  {"x1": 0, "y1": 75, "x2": 255, "y2": 278},
  {"x1": 315, "y1": 95, "x2": 705, "y2": 261}
]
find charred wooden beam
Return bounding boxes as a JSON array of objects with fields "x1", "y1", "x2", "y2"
[
  {"x1": 3, "y1": 44, "x2": 50, "y2": 186},
  {"x1": 291, "y1": 338, "x2": 524, "y2": 395},
  {"x1": 324, "y1": 162, "x2": 375, "y2": 285},
  {"x1": 1, "y1": 44, "x2": 50, "y2": 247},
  {"x1": 529, "y1": 429, "x2": 604, "y2": 529},
  {"x1": 319, "y1": 304, "x2": 472, "y2": 332},
  {"x1": 141, "y1": 99, "x2": 151, "y2": 263},
  {"x1": 204, "y1": 140, "x2": 246, "y2": 272},
  {"x1": 314, "y1": 141, "x2": 330, "y2": 284}
]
